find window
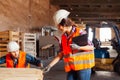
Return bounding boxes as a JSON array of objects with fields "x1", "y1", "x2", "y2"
[
  {"x1": 88, "y1": 28, "x2": 93, "y2": 41},
  {"x1": 100, "y1": 28, "x2": 111, "y2": 42}
]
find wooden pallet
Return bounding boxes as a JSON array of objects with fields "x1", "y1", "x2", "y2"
[
  {"x1": 0, "y1": 30, "x2": 19, "y2": 57},
  {"x1": 94, "y1": 58, "x2": 114, "y2": 71},
  {"x1": 0, "y1": 68, "x2": 43, "y2": 80},
  {"x1": 21, "y1": 33, "x2": 36, "y2": 57},
  {"x1": 95, "y1": 58, "x2": 114, "y2": 65}
]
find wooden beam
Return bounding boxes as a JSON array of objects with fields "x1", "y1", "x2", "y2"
[
  {"x1": 72, "y1": 18, "x2": 120, "y2": 24},
  {"x1": 60, "y1": 7, "x2": 120, "y2": 12},
  {"x1": 71, "y1": 16, "x2": 120, "y2": 23},
  {"x1": 71, "y1": 17, "x2": 120, "y2": 20},
  {"x1": 71, "y1": 11, "x2": 120, "y2": 15},
  {"x1": 60, "y1": 4, "x2": 120, "y2": 7},
  {"x1": 75, "y1": 20, "x2": 120, "y2": 24},
  {"x1": 69, "y1": 12, "x2": 120, "y2": 18},
  {"x1": 51, "y1": 0, "x2": 120, "y2": 5}
]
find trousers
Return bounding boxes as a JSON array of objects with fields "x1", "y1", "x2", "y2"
[{"x1": 67, "y1": 68, "x2": 91, "y2": 80}]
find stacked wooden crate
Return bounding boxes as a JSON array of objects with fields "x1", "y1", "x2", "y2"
[
  {"x1": 0, "y1": 30, "x2": 19, "y2": 57},
  {"x1": 21, "y1": 33, "x2": 36, "y2": 57}
]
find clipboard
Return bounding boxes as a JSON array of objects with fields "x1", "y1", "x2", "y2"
[{"x1": 72, "y1": 34, "x2": 88, "y2": 46}]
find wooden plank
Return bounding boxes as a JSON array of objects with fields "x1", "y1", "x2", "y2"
[
  {"x1": 11, "y1": 31, "x2": 19, "y2": 36},
  {"x1": 94, "y1": 64, "x2": 113, "y2": 71},
  {"x1": 0, "y1": 48, "x2": 7, "y2": 50},
  {"x1": 0, "y1": 35, "x2": 9, "y2": 38},
  {"x1": 24, "y1": 33, "x2": 36, "y2": 36},
  {"x1": 24, "y1": 36, "x2": 36, "y2": 38},
  {"x1": 24, "y1": 41, "x2": 36, "y2": 43},
  {"x1": 0, "y1": 31, "x2": 19, "y2": 36},
  {"x1": 0, "y1": 31, "x2": 19, "y2": 41},
  {"x1": 0, "y1": 44, "x2": 7, "y2": 46},
  {"x1": 10, "y1": 31, "x2": 19, "y2": 42},
  {"x1": 95, "y1": 58, "x2": 114, "y2": 65},
  {"x1": 0, "y1": 68, "x2": 43, "y2": 74},
  {"x1": 11, "y1": 37, "x2": 19, "y2": 41},
  {"x1": 0, "y1": 52, "x2": 7, "y2": 57},
  {"x1": 0, "y1": 31, "x2": 9, "y2": 35},
  {"x1": 0, "y1": 52, "x2": 7, "y2": 54},
  {"x1": 9, "y1": 31, "x2": 13, "y2": 41},
  {"x1": 0, "y1": 68, "x2": 43, "y2": 80},
  {"x1": 0, "y1": 40, "x2": 9, "y2": 43},
  {"x1": 0, "y1": 52, "x2": 7, "y2": 56},
  {"x1": 0, "y1": 63, "x2": 6, "y2": 67},
  {"x1": 41, "y1": 44, "x2": 53, "y2": 50}
]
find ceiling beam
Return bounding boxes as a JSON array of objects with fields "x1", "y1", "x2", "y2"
[
  {"x1": 51, "y1": 0, "x2": 120, "y2": 5},
  {"x1": 74, "y1": 20, "x2": 120, "y2": 24},
  {"x1": 50, "y1": 0, "x2": 120, "y2": 24},
  {"x1": 60, "y1": 7, "x2": 120, "y2": 12},
  {"x1": 70, "y1": 12, "x2": 120, "y2": 17},
  {"x1": 71, "y1": 17, "x2": 120, "y2": 20},
  {"x1": 71, "y1": 17, "x2": 120, "y2": 23}
]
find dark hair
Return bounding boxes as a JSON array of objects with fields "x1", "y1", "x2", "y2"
[{"x1": 59, "y1": 18, "x2": 74, "y2": 27}]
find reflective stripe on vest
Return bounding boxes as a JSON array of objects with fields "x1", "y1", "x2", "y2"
[
  {"x1": 64, "y1": 51, "x2": 94, "y2": 58},
  {"x1": 63, "y1": 51, "x2": 95, "y2": 72},
  {"x1": 66, "y1": 59, "x2": 94, "y2": 65}
]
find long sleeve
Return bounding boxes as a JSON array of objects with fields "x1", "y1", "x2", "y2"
[
  {"x1": 0, "y1": 56, "x2": 6, "y2": 64},
  {"x1": 26, "y1": 54, "x2": 41, "y2": 66}
]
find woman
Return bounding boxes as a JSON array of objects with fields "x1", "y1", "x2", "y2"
[{"x1": 43, "y1": 9, "x2": 95, "y2": 80}]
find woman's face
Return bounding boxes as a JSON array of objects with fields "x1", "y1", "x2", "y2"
[
  {"x1": 58, "y1": 25, "x2": 72, "y2": 33},
  {"x1": 10, "y1": 50, "x2": 19, "y2": 58}
]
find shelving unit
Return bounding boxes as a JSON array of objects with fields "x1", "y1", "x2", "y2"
[{"x1": 21, "y1": 33, "x2": 36, "y2": 57}]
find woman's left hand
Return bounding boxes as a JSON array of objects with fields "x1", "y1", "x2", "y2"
[{"x1": 70, "y1": 44, "x2": 80, "y2": 50}]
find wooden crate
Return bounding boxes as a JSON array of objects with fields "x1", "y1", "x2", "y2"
[
  {"x1": 94, "y1": 58, "x2": 114, "y2": 71},
  {"x1": 0, "y1": 68, "x2": 43, "y2": 80},
  {"x1": 94, "y1": 64, "x2": 113, "y2": 71},
  {"x1": 21, "y1": 33, "x2": 36, "y2": 57},
  {"x1": 95, "y1": 58, "x2": 114, "y2": 65},
  {"x1": 0, "y1": 30, "x2": 19, "y2": 57}
]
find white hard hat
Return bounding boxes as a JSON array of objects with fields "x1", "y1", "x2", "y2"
[
  {"x1": 53, "y1": 9, "x2": 70, "y2": 25},
  {"x1": 7, "y1": 41, "x2": 20, "y2": 52}
]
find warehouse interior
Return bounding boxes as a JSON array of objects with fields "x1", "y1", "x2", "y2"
[{"x1": 0, "y1": 0, "x2": 120, "y2": 80}]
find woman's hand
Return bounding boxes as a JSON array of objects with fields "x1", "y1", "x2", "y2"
[{"x1": 70, "y1": 44, "x2": 80, "y2": 50}]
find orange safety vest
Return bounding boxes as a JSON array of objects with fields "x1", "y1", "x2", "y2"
[
  {"x1": 61, "y1": 27, "x2": 95, "y2": 72},
  {"x1": 6, "y1": 51, "x2": 29, "y2": 68}
]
